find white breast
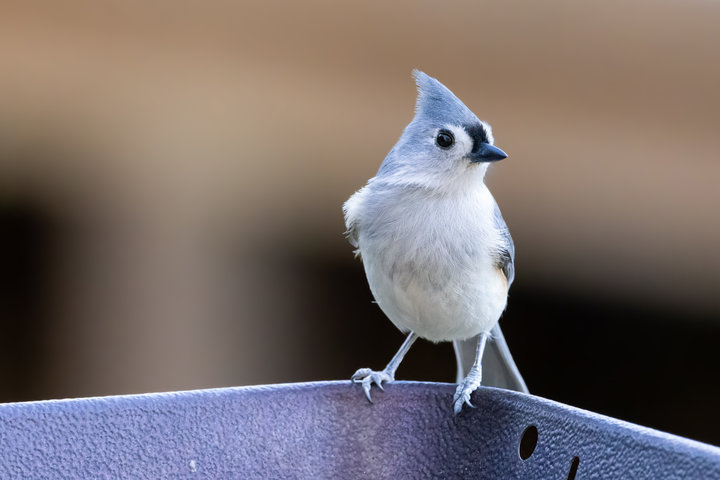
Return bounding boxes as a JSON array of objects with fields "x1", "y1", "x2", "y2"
[{"x1": 352, "y1": 181, "x2": 508, "y2": 342}]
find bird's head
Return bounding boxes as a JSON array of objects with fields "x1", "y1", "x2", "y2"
[{"x1": 376, "y1": 70, "x2": 507, "y2": 190}]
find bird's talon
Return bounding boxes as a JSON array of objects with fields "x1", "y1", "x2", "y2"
[
  {"x1": 350, "y1": 368, "x2": 393, "y2": 404},
  {"x1": 363, "y1": 384, "x2": 373, "y2": 402},
  {"x1": 351, "y1": 368, "x2": 371, "y2": 382},
  {"x1": 453, "y1": 370, "x2": 482, "y2": 414}
]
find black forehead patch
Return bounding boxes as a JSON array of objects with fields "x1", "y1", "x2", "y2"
[{"x1": 464, "y1": 124, "x2": 489, "y2": 152}]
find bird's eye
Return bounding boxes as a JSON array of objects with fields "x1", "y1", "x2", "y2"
[{"x1": 436, "y1": 130, "x2": 454, "y2": 149}]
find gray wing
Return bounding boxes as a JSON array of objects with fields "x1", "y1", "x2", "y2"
[
  {"x1": 453, "y1": 197, "x2": 528, "y2": 393},
  {"x1": 492, "y1": 198, "x2": 515, "y2": 287},
  {"x1": 342, "y1": 190, "x2": 364, "y2": 256}
]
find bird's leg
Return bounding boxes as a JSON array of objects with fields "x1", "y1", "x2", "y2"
[
  {"x1": 351, "y1": 331, "x2": 418, "y2": 403},
  {"x1": 453, "y1": 331, "x2": 489, "y2": 415}
]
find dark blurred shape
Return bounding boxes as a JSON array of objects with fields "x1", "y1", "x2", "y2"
[
  {"x1": 502, "y1": 284, "x2": 720, "y2": 447},
  {"x1": 0, "y1": 201, "x2": 55, "y2": 401}
]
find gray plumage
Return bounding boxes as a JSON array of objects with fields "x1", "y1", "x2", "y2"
[
  {"x1": 344, "y1": 70, "x2": 527, "y2": 414},
  {"x1": 492, "y1": 200, "x2": 515, "y2": 286}
]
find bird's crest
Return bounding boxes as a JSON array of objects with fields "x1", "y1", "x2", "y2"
[{"x1": 412, "y1": 70, "x2": 479, "y2": 127}]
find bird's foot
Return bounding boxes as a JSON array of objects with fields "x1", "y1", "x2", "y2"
[
  {"x1": 453, "y1": 367, "x2": 482, "y2": 415},
  {"x1": 351, "y1": 368, "x2": 394, "y2": 403}
]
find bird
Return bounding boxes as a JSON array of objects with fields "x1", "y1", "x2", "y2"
[{"x1": 343, "y1": 70, "x2": 528, "y2": 415}]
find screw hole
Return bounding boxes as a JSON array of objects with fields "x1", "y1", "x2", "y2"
[
  {"x1": 518, "y1": 425, "x2": 538, "y2": 460},
  {"x1": 567, "y1": 456, "x2": 580, "y2": 480}
]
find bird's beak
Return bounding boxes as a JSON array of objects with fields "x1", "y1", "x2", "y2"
[{"x1": 469, "y1": 143, "x2": 508, "y2": 163}]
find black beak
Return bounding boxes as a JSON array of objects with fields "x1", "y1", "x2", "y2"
[{"x1": 469, "y1": 143, "x2": 508, "y2": 163}]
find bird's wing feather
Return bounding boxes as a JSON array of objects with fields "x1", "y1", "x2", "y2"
[
  {"x1": 345, "y1": 217, "x2": 359, "y2": 249},
  {"x1": 492, "y1": 198, "x2": 515, "y2": 286},
  {"x1": 342, "y1": 186, "x2": 367, "y2": 253}
]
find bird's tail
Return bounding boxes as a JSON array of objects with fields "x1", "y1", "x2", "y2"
[{"x1": 453, "y1": 324, "x2": 528, "y2": 393}]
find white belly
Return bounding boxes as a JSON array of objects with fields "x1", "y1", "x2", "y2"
[
  {"x1": 357, "y1": 187, "x2": 508, "y2": 342},
  {"x1": 364, "y1": 254, "x2": 507, "y2": 341}
]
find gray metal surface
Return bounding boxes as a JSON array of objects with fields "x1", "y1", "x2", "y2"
[{"x1": 0, "y1": 381, "x2": 718, "y2": 479}]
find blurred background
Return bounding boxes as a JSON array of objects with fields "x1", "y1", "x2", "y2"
[{"x1": 1, "y1": 0, "x2": 719, "y2": 445}]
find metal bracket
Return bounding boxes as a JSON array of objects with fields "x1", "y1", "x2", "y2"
[{"x1": 1, "y1": 381, "x2": 718, "y2": 478}]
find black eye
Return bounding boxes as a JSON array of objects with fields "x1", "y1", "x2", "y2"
[{"x1": 436, "y1": 130, "x2": 454, "y2": 148}]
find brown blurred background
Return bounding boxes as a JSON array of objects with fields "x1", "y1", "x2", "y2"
[{"x1": 1, "y1": 0, "x2": 719, "y2": 444}]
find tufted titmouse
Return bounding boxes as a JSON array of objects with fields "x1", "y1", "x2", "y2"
[{"x1": 343, "y1": 70, "x2": 528, "y2": 414}]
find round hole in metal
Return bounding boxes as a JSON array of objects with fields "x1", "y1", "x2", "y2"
[{"x1": 519, "y1": 425, "x2": 538, "y2": 460}]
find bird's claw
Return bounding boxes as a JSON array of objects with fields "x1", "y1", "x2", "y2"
[
  {"x1": 453, "y1": 388, "x2": 476, "y2": 414},
  {"x1": 453, "y1": 369, "x2": 482, "y2": 415},
  {"x1": 351, "y1": 368, "x2": 393, "y2": 403}
]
